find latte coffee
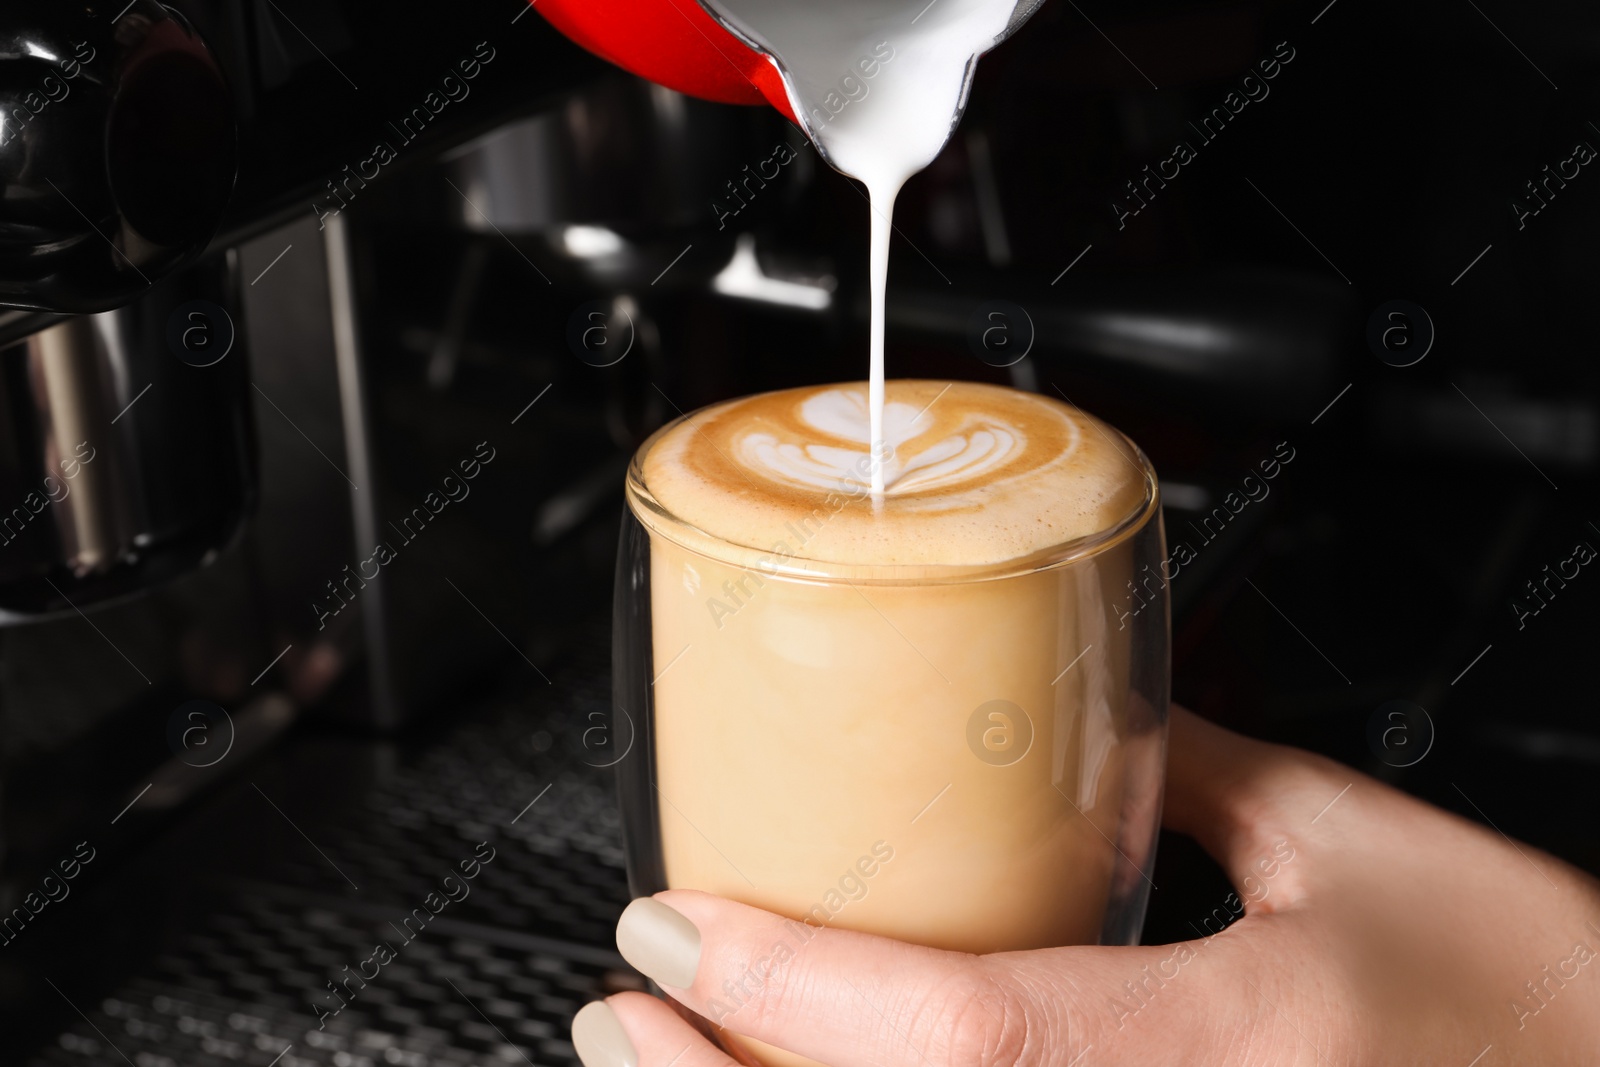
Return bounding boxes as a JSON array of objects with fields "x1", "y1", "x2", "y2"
[{"x1": 616, "y1": 379, "x2": 1168, "y2": 1066}]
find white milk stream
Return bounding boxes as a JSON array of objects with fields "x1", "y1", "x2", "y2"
[{"x1": 698, "y1": 0, "x2": 1041, "y2": 494}]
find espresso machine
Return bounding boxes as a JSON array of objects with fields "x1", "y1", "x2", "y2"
[{"x1": 0, "y1": 0, "x2": 1594, "y2": 1062}]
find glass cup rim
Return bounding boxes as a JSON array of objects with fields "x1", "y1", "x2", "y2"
[{"x1": 625, "y1": 398, "x2": 1161, "y2": 586}]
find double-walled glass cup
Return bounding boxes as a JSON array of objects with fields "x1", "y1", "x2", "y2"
[{"x1": 612, "y1": 396, "x2": 1169, "y2": 1064}]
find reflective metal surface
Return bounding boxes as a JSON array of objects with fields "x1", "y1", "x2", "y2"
[
  {"x1": 444, "y1": 76, "x2": 787, "y2": 290},
  {"x1": 0, "y1": 257, "x2": 255, "y2": 620},
  {"x1": 0, "y1": 1, "x2": 238, "y2": 313}
]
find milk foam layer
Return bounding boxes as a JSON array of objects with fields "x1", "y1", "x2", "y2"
[{"x1": 636, "y1": 380, "x2": 1149, "y2": 568}]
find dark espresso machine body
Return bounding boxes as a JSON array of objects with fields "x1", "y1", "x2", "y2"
[
  {"x1": 0, "y1": 0, "x2": 613, "y2": 628},
  {"x1": 0, "y1": 1, "x2": 236, "y2": 315},
  {"x1": 0, "y1": 6, "x2": 255, "y2": 630}
]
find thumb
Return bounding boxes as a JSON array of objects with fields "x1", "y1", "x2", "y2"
[{"x1": 614, "y1": 889, "x2": 1106, "y2": 1067}]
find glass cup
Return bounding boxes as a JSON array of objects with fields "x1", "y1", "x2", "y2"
[{"x1": 611, "y1": 392, "x2": 1169, "y2": 1065}]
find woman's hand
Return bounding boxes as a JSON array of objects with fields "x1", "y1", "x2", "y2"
[{"x1": 573, "y1": 707, "x2": 1600, "y2": 1066}]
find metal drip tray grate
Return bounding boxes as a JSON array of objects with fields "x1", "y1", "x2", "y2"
[
  {"x1": 31, "y1": 909, "x2": 638, "y2": 1066},
  {"x1": 18, "y1": 670, "x2": 639, "y2": 1066}
]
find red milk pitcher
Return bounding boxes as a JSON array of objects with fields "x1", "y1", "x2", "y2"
[{"x1": 529, "y1": 0, "x2": 799, "y2": 122}]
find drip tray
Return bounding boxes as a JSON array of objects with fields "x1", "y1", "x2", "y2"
[
  {"x1": 35, "y1": 901, "x2": 638, "y2": 1067},
  {"x1": 12, "y1": 666, "x2": 638, "y2": 1066}
]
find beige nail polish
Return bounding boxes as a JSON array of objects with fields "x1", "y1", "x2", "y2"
[
  {"x1": 616, "y1": 896, "x2": 702, "y2": 989},
  {"x1": 572, "y1": 1001, "x2": 639, "y2": 1067}
]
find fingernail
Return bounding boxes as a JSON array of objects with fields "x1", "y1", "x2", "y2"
[
  {"x1": 616, "y1": 896, "x2": 702, "y2": 989},
  {"x1": 572, "y1": 1000, "x2": 638, "y2": 1067}
]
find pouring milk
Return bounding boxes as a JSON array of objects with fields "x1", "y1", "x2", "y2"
[{"x1": 696, "y1": 0, "x2": 1044, "y2": 494}]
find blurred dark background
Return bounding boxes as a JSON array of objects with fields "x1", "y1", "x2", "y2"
[{"x1": 0, "y1": 0, "x2": 1593, "y2": 1062}]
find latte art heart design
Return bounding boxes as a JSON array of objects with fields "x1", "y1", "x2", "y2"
[{"x1": 735, "y1": 387, "x2": 1037, "y2": 495}]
